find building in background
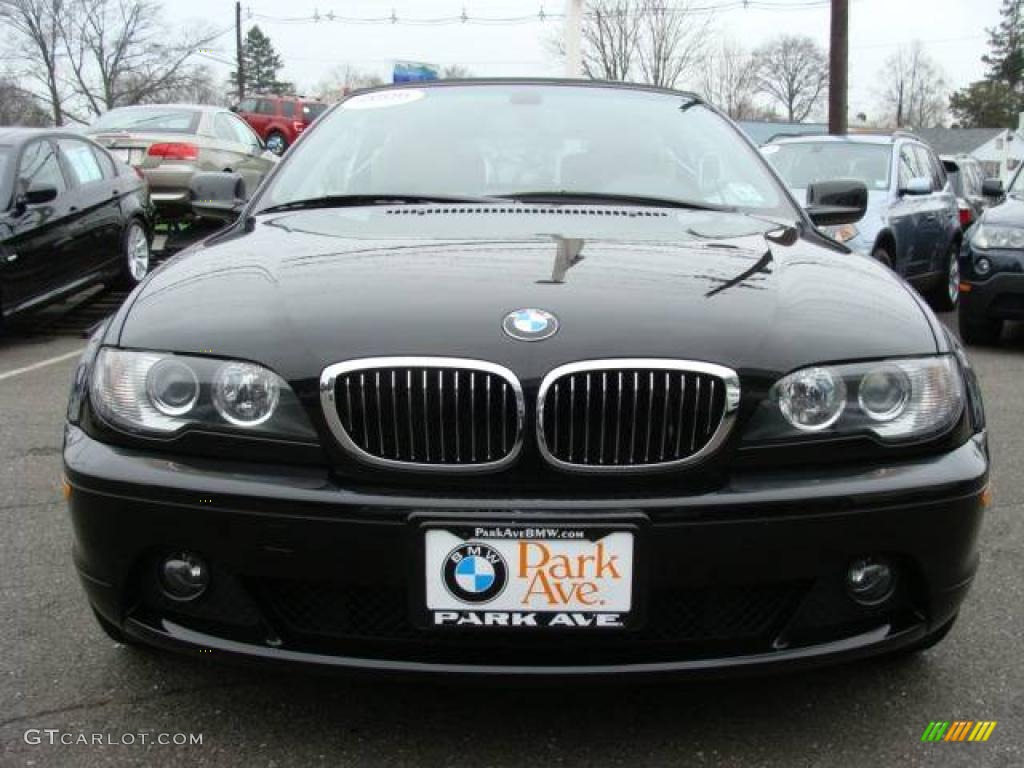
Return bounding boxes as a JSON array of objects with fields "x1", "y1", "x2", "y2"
[{"x1": 914, "y1": 127, "x2": 1024, "y2": 182}]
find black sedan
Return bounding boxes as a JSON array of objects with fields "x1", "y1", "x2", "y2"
[
  {"x1": 0, "y1": 128, "x2": 153, "y2": 324},
  {"x1": 958, "y1": 173, "x2": 1024, "y2": 344},
  {"x1": 64, "y1": 81, "x2": 988, "y2": 678}
]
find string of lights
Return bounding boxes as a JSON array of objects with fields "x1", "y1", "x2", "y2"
[{"x1": 247, "y1": 0, "x2": 834, "y2": 28}]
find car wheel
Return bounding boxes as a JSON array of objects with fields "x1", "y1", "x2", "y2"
[
  {"x1": 927, "y1": 244, "x2": 960, "y2": 312},
  {"x1": 959, "y1": 312, "x2": 1003, "y2": 346},
  {"x1": 266, "y1": 132, "x2": 288, "y2": 156},
  {"x1": 871, "y1": 246, "x2": 893, "y2": 268},
  {"x1": 120, "y1": 220, "x2": 150, "y2": 287}
]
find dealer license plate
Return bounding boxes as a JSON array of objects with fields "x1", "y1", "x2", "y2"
[{"x1": 423, "y1": 524, "x2": 635, "y2": 629}]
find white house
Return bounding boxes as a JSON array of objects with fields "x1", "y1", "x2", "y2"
[{"x1": 912, "y1": 124, "x2": 1024, "y2": 183}]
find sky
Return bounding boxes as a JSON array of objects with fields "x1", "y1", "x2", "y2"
[{"x1": 179, "y1": 0, "x2": 1006, "y2": 122}]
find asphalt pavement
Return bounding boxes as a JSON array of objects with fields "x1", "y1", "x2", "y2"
[{"x1": 0, "y1": 316, "x2": 1021, "y2": 768}]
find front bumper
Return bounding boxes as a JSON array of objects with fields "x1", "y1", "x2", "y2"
[
  {"x1": 961, "y1": 272, "x2": 1024, "y2": 321},
  {"x1": 65, "y1": 427, "x2": 988, "y2": 678}
]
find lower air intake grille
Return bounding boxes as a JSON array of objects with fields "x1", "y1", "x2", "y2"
[
  {"x1": 320, "y1": 357, "x2": 524, "y2": 471},
  {"x1": 537, "y1": 359, "x2": 740, "y2": 471}
]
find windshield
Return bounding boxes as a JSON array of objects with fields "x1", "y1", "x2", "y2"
[
  {"x1": 303, "y1": 102, "x2": 327, "y2": 120},
  {"x1": 257, "y1": 84, "x2": 796, "y2": 218},
  {"x1": 89, "y1": 107, "x2": 200, "y2": 134},
  {"x1": 763, "y1": 141, "x2": 892, "y2": 192},
  {"x1": 1008, "y1": 165, "x2": 1024, "y2": 197}
]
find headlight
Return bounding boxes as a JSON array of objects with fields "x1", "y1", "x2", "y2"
[
  {"x1": 744, "y1": 356, "x2": 963, "y2": 444},
  {"x1": 90, "y1": 348, "x2": 316, "y2": 440},
  {"x1": 823, "y1": 223, "x2": 859, "y2": 244},
  {"x1": 972, "y1": 222, "x2": 1024, "y2": 249}
]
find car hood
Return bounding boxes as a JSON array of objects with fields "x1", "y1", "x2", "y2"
[
  {"x1": 118, "y1": 205, "x2": 938, "y2": 384},
  {"x1": 979, "y1": 194, "x2": 1024, "y2": 226}
]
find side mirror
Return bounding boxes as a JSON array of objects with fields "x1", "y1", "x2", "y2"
[
  {"x1": 901, "y1": 176, "x2": 933, "y2": 196},
  {"x1": 24, "y1": 184, "x2": 59, "y2": 205},
  {"x1": 982, "y1": 178, "x2": 1004, "y2": 198},
  {"x1": 805, "y1": 179, "x2": 868, "y2": 226},
  {"x1": 190, "y1": 172, "x2": 247, "y2": 222},
  {"x1": 13, "y1": 181, "x2": 58, "y2": 215},
  {"x1": 229, "y1": 104, "x2": 240, "y2": 113}
]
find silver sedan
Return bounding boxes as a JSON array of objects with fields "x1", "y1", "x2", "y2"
[{"x1": 87, "y1": 104, "x2": 278, "y2": 218}]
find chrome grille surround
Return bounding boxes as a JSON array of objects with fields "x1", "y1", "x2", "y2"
[
  {"x1": 320, "y1": 357, "x2": 525, "y2": 473},
  {"x1": 536, "y1": 359, "x2": 741, "y2": 474}
]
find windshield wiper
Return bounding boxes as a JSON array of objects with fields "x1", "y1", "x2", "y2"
[
  {"x1": 500, "y1": 191, "x2": 737, "y2": 213},
  {"x1": 258, "y1": 193, "x2": 508, "y2": 214}
]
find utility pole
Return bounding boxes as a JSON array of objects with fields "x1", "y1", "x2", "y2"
[
  {"x1": 828, "y1": 0, "x2": 848, "y2": 135},
  {"x1": 235, "y1": 1, "x2": 245, "y2": 101},
  {"x1": 564, "y1": 0, "x2": 584, "y2": 78}
]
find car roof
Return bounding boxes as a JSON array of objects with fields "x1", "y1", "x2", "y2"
[
  {"x1": 343, "y1": 77, "x2": 703, "y2": 103},
  {"x1": 0, "y1": 127, "x2": 101, "y2": 147},
  {"x1": 940, "y1": 153, "x2": 979, "y2": 163},
  {"x1": 103, "y1": 103, "x2": 221, "y2": 111},
  {"x1": 767, "y1": 132, "x2": 916, "y2": 147}
]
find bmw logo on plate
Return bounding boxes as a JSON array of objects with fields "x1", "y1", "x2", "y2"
[
  {"x1": 443, "y1": 543, "x2": 508, "y2": 604},
  {"x1": 502, "y1": 308, "x2": 559, "y2": 342}
]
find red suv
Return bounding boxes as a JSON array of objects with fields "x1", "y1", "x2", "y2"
[{"x1": 232, "y1": 95, "x2": 328, "y2": 156}]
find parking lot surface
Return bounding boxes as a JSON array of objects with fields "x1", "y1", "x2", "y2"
[{"x1": 1, "y1": 315, "x2": 1021, "y2": 768}]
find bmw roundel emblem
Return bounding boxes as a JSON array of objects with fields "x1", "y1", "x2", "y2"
[
  {"x1": 502, "y1": 308, "x2": 559, "y2": 342},
  {"x1": 443, "y1": 543, "x2": 508, "y2": 604}
]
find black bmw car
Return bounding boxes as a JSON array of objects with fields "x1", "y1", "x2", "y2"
[
  {"x1": 958, "y1": 171, "x2": 1024, "y2": 345},
  {"x1": 1, "y1": 128, "x2": 153, "y2": 325},
  {"x1": 64, "y1": 81, "x2": 988, "y2": 678}
]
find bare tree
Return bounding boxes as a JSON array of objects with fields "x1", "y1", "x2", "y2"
[
  {"x1": 549, "y1": 1, "x2": 711, "y2": 87},
  {"x1": 877, "y1": 42, "x2": 948, "y2": 128},
  {"x1": 0, "y1": 0, "x2": 68, "y2": 124},
  {"x1": 440, "y1": 64, "x2": 473, "y2": 79},
  {"x1": 753, "y1": 34, "x2": 829, "y2": 122},
  {"x1": 315, "y1": 65, "x2": 383, "y2": 101},
  {"x1": 58, "y1": 0, "x2": 219, "y2": 119},
  {"x1": 161, "y1": 65, "x2": 227, "y2": 106},
  {"x1": 0, "y1": 75, "x2": 51, "y2": 124},
  {"x1": 700, "y1": 38, "x2": 762, "y2": 120},
  {"x1": 580, "y1": 1, "x2": 643, "y2": 81},
  {"x1": 636, "y1": 0, "x2": 713, "y2": 88}
]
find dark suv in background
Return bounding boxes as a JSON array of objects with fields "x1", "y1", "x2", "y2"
[
  {"x1": 233, "y1": 95, "x2": 328, "y2": 156},
  {"x1": 763, "y1": 132, "x2": 962, "y2": 311}
]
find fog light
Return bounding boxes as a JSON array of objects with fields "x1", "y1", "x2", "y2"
[
  {"x1": 975, "y1": 257, "x2": 992, "y2": 277},
  {"x1": 846, "y1": 557, "x2": 894, "y2": 606},
  {"x1": 160, "y1": 552, "x2": 209, "y2": 600}
]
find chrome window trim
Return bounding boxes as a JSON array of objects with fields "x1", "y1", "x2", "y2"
[
  {"x1": 536, "y1": 358, "x2": 741, "y2": 474},
  {"x1": 320, "y1": 356, "x2": 525, "y2": 474}
]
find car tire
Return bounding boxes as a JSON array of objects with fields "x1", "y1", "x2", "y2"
[
  {"x1": 91, "y1": 607, "x2": 136, "y2": 645},
  {"x1": 266, "y1": 131, "x2": 288, "y2": 156},
  {"x1": 119, "y1": 220, "x2": 151, "y2": 287},
  {"x1": 927, "y1": 244, "x2": 960, "y2": 312},
  {"x1": 959, "y1": 312, "x2": 1003, "y2": 346},
  {"x1": 871, "y1": 246, "x2": 894, "y2": 269}
]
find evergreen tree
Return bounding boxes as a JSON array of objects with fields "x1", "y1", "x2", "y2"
[
  {"x1": 950, "y1": 0, "x2": 1024, "y2": 127},
  {"x1": 229, "y1": 25, "x2": 293, "y2": 96},
  {"x1": 983, "y1": 0, "x2": 1024, "y2": 88}
]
